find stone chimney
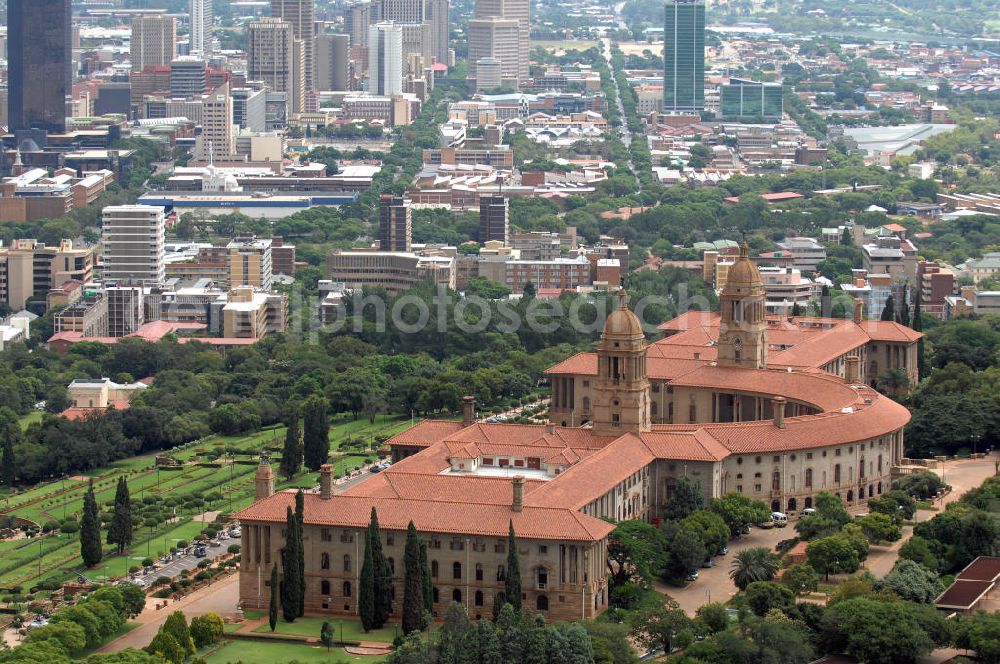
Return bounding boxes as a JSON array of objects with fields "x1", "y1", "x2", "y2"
[
  {"x1": 545, "y1": 422, "x2": 555, "y2": 434},
  {"x1": 845, "y1": 355, "x2": 860, "y2": 385},
  {"x1": 462, "y1": 395, "x2": 475, "y2": 427},
  {"x1": 320, "y1": 463, "x2": 334, "y2": 500},
  {"x1": 512, "y1": 476, "x2": 524, "y2": 512},
  {"x1": 772, "y1": 396, "x2": 787, "y2": 429},
  {"x1": 254, "y1": 455, "x2": 275, "y2": 501},
  {"x1": 853, "y1": 298, "x2": 864, "y2": 324}
]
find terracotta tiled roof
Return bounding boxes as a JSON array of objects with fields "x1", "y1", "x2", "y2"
[
  {"x1": 858, "y1": 320, "x2": 923, "y2": 343},
  {"x1": 343, "y1": 472, "x2": 545, "y2": 504},
  {"x1": 235, "y1": 491, "x2": 615, "y2": 542},
  {"x1": 385, "y1": 420, "x2": 467, "y2": 448},
  {"x1": 640, "y1": 430, "x2": 731, "y2": 461},
  {"x1": 547, "y1": 352, "x2": 597, "y2": 375},
  {"x1": 668, "y1": 365, "x2": 860, "y2": 412}
]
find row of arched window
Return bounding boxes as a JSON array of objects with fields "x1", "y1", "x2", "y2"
[{"x1": 316, "y1": 580, "x2": 550, "y2": 612}]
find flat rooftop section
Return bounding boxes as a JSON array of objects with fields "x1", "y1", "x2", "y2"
[
  {"x1": 439, "y1": 466, "x2": 551, "y2": 481},
  {"x1": 843, "y1": 124, "x2": 957, "y2": 156}
]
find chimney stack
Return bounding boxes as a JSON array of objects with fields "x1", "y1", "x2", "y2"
[
  {"x1": 462, "y1": 395, "x2": 475, "y2": 427},
  {"x1": 853, "y1": 298, "x2": 864, "y2": 324},
  {"x1": 254, "y1": 455, "x2": 275, "y2": 501},
  {"x1": 845, "y1": 355, "x2": 860, "y2": 385},
  {"x1": 545, "y1": 422, "x2": 555, "y2": 434},
  {"x1": 512, "y1": 476, "x2": 524, "y2": 512},
  {"x1": 320, "y1": 463, "x2": 334, "y2": 500},
  {"x1": 772, "y1": 396, "x2": 787, "y2": 429}
]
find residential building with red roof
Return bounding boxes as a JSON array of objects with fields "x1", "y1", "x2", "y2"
[{"x1": 235, "y1": 245, "x2": 920, "y2": 623}]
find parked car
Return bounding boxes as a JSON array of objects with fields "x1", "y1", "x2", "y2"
[
  {"x1": 194, "y1": 546, "x2": 207, "y2": 558},
  {"x1": 686, "y1": 570, "x2": 700, "y2": 582},
  {"x1": 771, "y1": 512, "x2": 788, "y2": 528},
  {"x1": 716, "y1": 545, "x2": 728, "y2": 556},
  {"x1": 800, "y1": 508, "x2": 817, "y2": 517},
  {"x1": 701, "y1": 557, "x2": 715, "y2": 568}
]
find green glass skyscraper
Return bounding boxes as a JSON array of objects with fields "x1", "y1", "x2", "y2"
[{"x1": 663, "y1": 0, "x2": 705, "y2": 112}]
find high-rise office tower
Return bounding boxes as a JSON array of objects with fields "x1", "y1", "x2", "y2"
[
  {"x1": 368, "y1": 23, "x2": 403, "y2": 96},
  {"x1": 315, "y1": 32, "x2": 350, "y2": 90},
  {"x1": 228, "y1": 237, "x2": 273, "y2": 291},
  {"x1": 662, "y1": 0, "x2": 705, "y2": 112},
  {"x1": 190, "y1": 0, "x2": 214, "y2": 56},
  {"x1": 195, "y1": 81, "x2": 235, "y2": 160},
  {"x1": 170, "y1": 56, "x2": 207, "y2": 97},
  {"x1": 378, "y1": 0, "x2": 424, "y2": 22},
  {"x1": 467, "y1": 17, "x2": 519, "y2": 81},
  {"x1": 270, "y1": 0, "x2": 315, "y2": 101},
  {"x1": 248, "y1": 17, "x2": 306, "y2": 114},
  {"x1": 425, "y1": 0, "x2": 450, "y2": 64},
  {"x1": 479, "y1": 194, "x2": 509, "y2": 244},
  {"x1": 130, "y1": 16, "x2": 177, "y2": 72},
  {"x1": 7, "y1": 0, "x2": 72, "y2": 134},
  {"x1": 344, "y1": 1, "x2": 371, "y2": 47},
  {"x1": 378, "y1": 195, "x2": 411, "y2": 252},
  {"x1": 101, "y1": 205, "x2": 166, "y2": 286},
  {"x1": 473, "y1": 0, "x2": 528, "y2": 80}
]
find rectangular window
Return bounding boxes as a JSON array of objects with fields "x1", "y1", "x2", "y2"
[
  {"x1": 538, "y1": 545, "x2": 547, "y2": 554},
  {"x1": 754, "y1": 484, "x2": 762, "y2": 493},
  {"x1": 321, "y1": 529, "x2": 332, "y2": 543},
  {"x1": 736, "y1": 485, "x2": 743, "y2": 493}
]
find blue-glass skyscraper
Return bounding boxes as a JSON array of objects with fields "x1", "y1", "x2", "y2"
[{"x1": 663, "y1": 0, "x2": 705, "y2": 112}]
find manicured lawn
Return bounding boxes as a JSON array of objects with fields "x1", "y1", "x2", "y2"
[
  {"x1": 0, "y1": 416, "x2": 409, "y2": 589},
  {"x1": 533, "y1": 39, "x2": 598, "y2": 51},
  {"x1": 204, "y1": 639, "x2": 387, "y2": 663},
  {"x1": 18, "y1": 411, "x2": 42, "y2": 430},
  {"x1": 253, "y1": 615, "x2": 399, "y2": 643}
]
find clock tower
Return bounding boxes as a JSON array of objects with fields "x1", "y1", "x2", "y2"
[
  {"x1": 717, "y1": 243, "x2": 768, "y2": 369},
  {"x1": 590, "y1": 289, "x2": 652, "y2": 436}
]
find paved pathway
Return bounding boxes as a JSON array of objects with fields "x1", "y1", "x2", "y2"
[
  {"x1": 97, "y1": 572, "x2": 240, "y2": 653},
  {"x1": 666, "y1": 456, "x2": 998, "y2": 615}
]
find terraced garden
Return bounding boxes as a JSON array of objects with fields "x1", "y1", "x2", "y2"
[{"x1": 0, "y1": 414, "x2": 411, "y2": 591}]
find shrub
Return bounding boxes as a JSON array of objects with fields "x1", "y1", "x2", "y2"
[
  {"x1": 227, "y1": 544, "x2": 241, "y2": 554},
  {"x1": 59, "y1": 521, "x2": 80, "y2": 534},
  {"x1": 155, "y1": 576, "x2": 172, "y2": 586},
  {"x1": 176, "y1": 540, "x2": 189, "y2": 549},
  {"x1": 42, "y1": 521, "x2": 59, "y2": 533},
  {"x1": 197, "y1": 560, "x2": 211, "y2": 569},
  {"x1": 142, "y1": 558, "x2": 154, "y2": 568},
  {"x1": 194, "y1": 571, "x2": 211, "y2": 582}
]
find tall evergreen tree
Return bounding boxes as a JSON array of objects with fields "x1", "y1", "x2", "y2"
[
  {"x1": 881, "y1": 294, "x2": 896, "y2": 321},
  {"x1": 295, "y1": 489, "x2": 305, "y2": 617},
  {"x1": 107, "y1": 476, "x2": 133, "y2": 554},
  {"x1": 269, "y1": 564, "x2": 279, "y2": 632},
  {"x1": 899, "y1": 293, "x2": 911, "y2": 326},
  {"x1": 791, "y1": 302, "x2": 803, "y2": 317},
  {"x1": 841, "y1": 227, "x2": 854, "y2": 246},
  {"x1": 280, "y1": 409, "x2": 302, "y2": 480},
  {"x1": 419, "y1": 539, "x2": 433, "y2": 613},
  {"x1": 505, "y1": 521, "x2": 522, "y2": 612},
  {"x1": 79, "y1": 479, "x2": 102, "y2": 567},
  {"x1": 913, "y1": 291, "x2": 926, "y2": 376},
  {"x1": 359, "y1": 529, "x2": 376, "y2": 631},
  {"x1": 302, "y1": 395, "x2": 330, "y2": 471},
  {"x1": 367, "y1": 507, "x2": 393, "y2": 628},
  {"x1": 402, "y1": 521, "x2": 424, "y2": 635},
  {"x1": 0, "y1": 408, "x2": 20, "y2": 488},
  {"x1": 281, "y1": 506, "x2": 300, "y2": 622}
]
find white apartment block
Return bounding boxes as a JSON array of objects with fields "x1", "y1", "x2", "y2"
[
  {"x1": 369, "y1": 22, "x2": 404, "y2": 96},
  {"x1": 190, "y1": 0, "x2": 213, "y2": 56},
  {"x1": 101, "y1": 205, "x2": 166, "y2": 286}
]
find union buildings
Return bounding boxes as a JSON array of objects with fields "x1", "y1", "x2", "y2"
[{"x1": 237, "y1": 244, "x2": 921, "y2": 622}]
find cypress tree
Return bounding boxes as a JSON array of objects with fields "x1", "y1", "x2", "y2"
[
  {"x1": 419, "y1": 539, "x2": 433, "y2": 613},
  {"x1": 899, "y1": 293, "x2": 910, "y2": 326},
  {"x1": 281, "y1": 506, "x2": 300, "y2": 622},
  {"x1": 367, "y1": 507, "x2": 392, "y2": 628},
  {"x1": 841, "y1": 226, "x2": 853, "y2": 246},
  {"x1": 913, "y1": 291, "x2": 926, "y2": 377},
  {"x1": 359, "y1": 529, "x2": 376, "y2": 631},
  {"x1": 0, "y1": 408, "x2": 20, "y2": 488},
  {"x1": 80, "y1": 479, "x2": 102, "y2": 567},
  {"x1": 302, "y1": 395, "x2": 330, "y2": 471},
  {"x1": 295, "y1": 489, "x2": 305, "y2": 618},
  {"x1": 881, "y1": 294, "x2": 895, "y2": 321},
  {"x1": 280, "y1": 409, "x2": 302, "y2": 480},
  {"x1": 505, "y1": 521, "x2": 521, "y2": 612},
  {"x1": 791, "y1": 302, "x2": 803, "y2": 317},
  {"x1": 402, "y1": 521, "x2": 424, "y2": 634},
  {"x1": 269, "y1": 564, "x2": 279, "y2": 632},
  {"x1": 107, "y1": 476, "x2": 133, "y2": 554},
  {"x1": 0, "y1": 436, "x2": 13, "y2": 488}
]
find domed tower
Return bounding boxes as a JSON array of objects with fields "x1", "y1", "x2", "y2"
[
  {"x1": 718, "y1": 242, "x2": 768, "y2": 369},
  {"x1": 591, "y1": 289, "x2": 651, "y2": 436}
]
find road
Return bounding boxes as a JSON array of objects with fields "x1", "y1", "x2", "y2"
[
  {"x1": 97, "y1": 572, "x2": 240, "y2": 654},
  {"x1": 665, "y1": 456, "x2": 998, "y2": 615}
]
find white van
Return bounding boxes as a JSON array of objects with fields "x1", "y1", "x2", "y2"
[{"x1": 771, "y1": 511, "x2": 788, "y2": 527}]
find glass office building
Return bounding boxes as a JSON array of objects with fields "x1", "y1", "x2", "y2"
[
  {"x1": 662, "y1": 0, "x2": 705, "y2": 112},
  {"x1": 7, "y1": 0, "x2": 72, "y2": 134},
  {"x1": 720, "y1": 78, "x2": 784, "y2": 121}
]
